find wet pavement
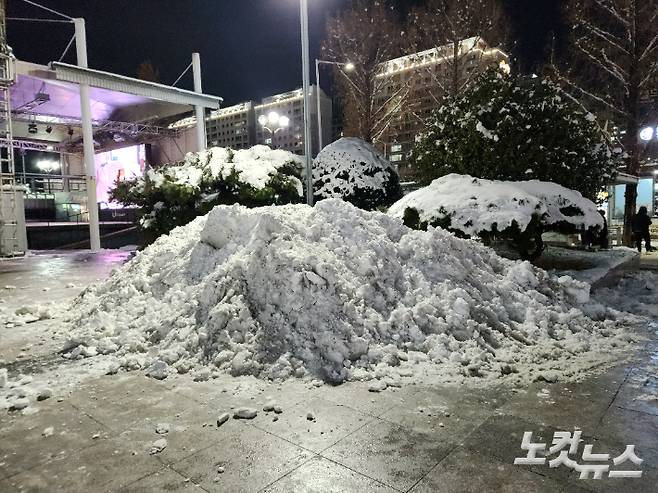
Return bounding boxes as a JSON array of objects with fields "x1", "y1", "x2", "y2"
[{"x1": 0, "y1": 251, "x2": 657, "y2": 493}]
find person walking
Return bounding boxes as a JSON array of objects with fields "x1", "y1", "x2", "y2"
[{"x1": 632, "y1": 206, "x2": 654, "y2": 253}]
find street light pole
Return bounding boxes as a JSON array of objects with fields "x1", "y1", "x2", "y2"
[
  {"x1": 300, "y1": 0, "x2": 313, "y2": 206},
  {"x1": 315, "y1": 59, "x2": 323, "y2": 152}
]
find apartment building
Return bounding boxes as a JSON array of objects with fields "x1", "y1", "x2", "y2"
[
  {"x1": 206, "y1": 102, "x2": 255, "y2": 150},
  {"x1": 375, "y1": 37, "x2": 509, "y2": 180}
]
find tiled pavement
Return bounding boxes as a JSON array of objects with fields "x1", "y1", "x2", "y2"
[
  {"x1": 0, "y1": 353, "x2": 656, "y2": 493},
  {"x1": 0, "y1": 253, "x2": 657, "y2": 492}
]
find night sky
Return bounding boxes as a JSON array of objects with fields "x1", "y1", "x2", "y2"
[{"x1": 6, "y1": 0, "x2": 564, "y2": 105}]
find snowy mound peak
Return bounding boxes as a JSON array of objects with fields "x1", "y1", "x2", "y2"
[
  {"x1": 313, "y1": 138, "x2": 402, "y2": 209},
  {"x1": 67, "y1": 199, "x2": 632, "y2": 384}
]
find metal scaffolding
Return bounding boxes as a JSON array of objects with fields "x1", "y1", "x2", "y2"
[{"x1": 0, "y1": 0, "x2": 22, "y2": 256}]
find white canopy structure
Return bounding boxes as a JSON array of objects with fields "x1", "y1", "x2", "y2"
[{"x1": 1, "y1": 12, "x2": 222, "y2": 252}]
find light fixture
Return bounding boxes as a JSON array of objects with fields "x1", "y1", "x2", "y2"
[
  {"x1": 268, "y1": 111, "x2": 280, "y2": 125},
  {"x1": 258, "y1": 114, "x2": 268, "y2": 126},
  {"x1": 36, "y1": 160, "x2": 60, "y2": 172},
  {"x1": 28, "y1": 123, "x2": 38, "y2": 134},
  {"x1": 279, "y1": 115, "x2": 290, "y2": 127},
  {"x1": 45, "y1": 126, "x2": 53, "y2": 134},
  {"x1": 45, "y1": 145, "x2": 54, "y2": 151},
  {"x1": 640, "y1": 126, "x2": 654, "y2": 141},
  {"x1": 344, "y1": 62, "x2": 355, "y2": 71}
]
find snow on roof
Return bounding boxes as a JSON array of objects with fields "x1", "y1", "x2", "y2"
[{"x1": 388, "y1": 174, "x2": 603, "y2": 235}]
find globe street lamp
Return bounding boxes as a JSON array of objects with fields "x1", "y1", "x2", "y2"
[
  {"x1": 315, "y1": 59, "x2": 355, "y2": 151},
  {"x1": 258, "y1": 111, "x2": 290, "y2": 135},
  {"x1": 640, "y1": 126, "x2": 654, "y2": 141}
]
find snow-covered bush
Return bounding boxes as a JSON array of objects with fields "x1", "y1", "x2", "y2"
[
  {"x1": 111, "y1": 145, "x2": 304, "y2": 239},
  {"x1": 388, "y1": 174, "x2": 604, "y2": 260},
  {"x1": 411, "y1": 69, "x2": 616, "y2": 200},
  {"x1": 313, "y1": 137, "x2": 403, "y2": 210}
]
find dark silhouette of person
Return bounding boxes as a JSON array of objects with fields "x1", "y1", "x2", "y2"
[
  {"x1": 632, "y1": 206, "x2": 653, "y2": 253},
  {"x1": 596, "y1": 210, "x2": 609, "y2": 249}
]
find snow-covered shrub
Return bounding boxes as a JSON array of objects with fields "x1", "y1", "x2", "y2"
[
  {"x1": 388, "y1": 174, "x2": 604, "y2": 260},
  {"x1": 411, "y1": 69, "x2": 616, "y2": 200},
  {"x1": 313, "y1": 137, "x2": 403, "y2": 210},
  {"x1": 111, "y1": 145, "x2": 304, "y2": 239}
]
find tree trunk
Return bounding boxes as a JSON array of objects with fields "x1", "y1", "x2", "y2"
[{"x1": 623, "y1": 182, "x2": 638, "y2": 246}]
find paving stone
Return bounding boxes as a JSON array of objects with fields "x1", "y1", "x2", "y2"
[
  {"x1": 68, "y1": 378, "x2": 204, "y2": 434},
  {"x1": 117, "y1": 408, "x2": 266, "y2": 466},
  {"x1": 598, "y1": 405, "x2": 658, "y2": 457},
  {"x1": 410, "y1": 446, "x2": 569, "y2": 493},
  {"x1": 0, "y1": 400, "x2": 106, "y2": 480},
  {"x1": 0, "y1": 437, "x2": 163, "y2": 492},
  {"x1": 497, "y1": 378, "x2": 622, "y2": 433},
  {"x1": 612, "y1": 368, "x2": 658, "y2": 416},
  {"x1": 320, "y1": 379, "x2": 420, "y2": 417},
  {"x1": 262, "y1": 456, "x2": 396, "y2": 493},
  {"x1": 380, "y1": 387, "x2": 496, "y2": 442},
  {"x1": 117, "y1": 467, "x2": 206, "y2": 493},
  {"x1": 251, "y1": 396, "x2": 374, "y2": 453},
  {"x1": 322, "y1": 417, "x2": 455, "y2": 492},
  {"x1": 170, "y1": 423, "x2": 313, "y2": 492}
]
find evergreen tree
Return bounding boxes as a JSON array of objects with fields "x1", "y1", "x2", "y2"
[{"x1": 412, "y1": 69, "x2": 616, "y2": 200}]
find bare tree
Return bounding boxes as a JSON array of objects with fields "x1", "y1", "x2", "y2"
[
  {"x1": 322, "y1": 0, "x2": 407, "y2": 144},
  {"x1": 553, "y1": 0, "x2": 658, "y2": 245},
  {"x1": 136, "y1": 60, "x2": 160, "y2": 83},
  {"x1": 406, "y1": 0, "x2": 509, "y2": 100}
]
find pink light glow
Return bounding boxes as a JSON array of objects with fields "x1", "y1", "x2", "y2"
[{"x1": 95, "y1": 145, "x2": 145, "y2": 208}]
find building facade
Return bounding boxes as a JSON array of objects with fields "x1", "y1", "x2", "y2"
[
  {"x1": 206, "y1": 102, "x2": 255, "y2": 150},
  {"x1": 375, "y1": 37, "x2": 509, "y2": 180},
  {"x1": 254, "y1": 86, "x2": 332, "y2": 156},
  {"x1": 168, "y1": 86, "x2": 332, "y2": 158}
]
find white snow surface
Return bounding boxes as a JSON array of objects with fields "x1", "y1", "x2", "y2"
[
  {"x1": 64, "y1": 199, "x2": 635, "y2": 384},
  {"x1": 388, "y1": 174, "x2": 603, "y2": 236},
  {"x1": 144, "y1": 145, "x2": 304, "y2": 195},
  {"x1": 313, "y1": 138, "x2": 395, "y2": 198}
]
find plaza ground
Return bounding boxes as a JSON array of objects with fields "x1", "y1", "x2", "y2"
[{"x1": 0, "y1": 251, "x2": 657, "y2": 492}]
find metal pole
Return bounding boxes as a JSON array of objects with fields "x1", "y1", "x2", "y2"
[
  {"x1": 315, "y1": 59, "x2": 323, "y2": 152},
  {"x1": 192, "y1": 53, "x2": 206, "y2": 152},
  {"x1": 74, "y1": 18, "x2": 100, "y2": 251},
  {"x1": 300, "y1": 0, "x2": 313, "y2": 206}
]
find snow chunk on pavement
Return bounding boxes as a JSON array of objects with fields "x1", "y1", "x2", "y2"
[
  {"x1": 66, "y1": 199, "x2": 635, "y2": 385},
  {"x1": 149, "y1": 438, "x2": 167, "y2": 455},
  {"x1": 233, "y1": 407, "x2": 258, "y2": 419}
]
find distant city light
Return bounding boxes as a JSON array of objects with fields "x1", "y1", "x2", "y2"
[{"x1": 640, "y1": 126, "x2": 654, "y2": 141}]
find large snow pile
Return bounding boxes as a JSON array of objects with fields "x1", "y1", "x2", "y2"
[
  {"x1": 388, "y1": 174, "x2": 603, "y2": 236},
  {"x1": 64, "y1": 199, "x2": 635, "y2": 384},
  {"x1": 313, "y1": 137, "x2": 402, "y2": 210}
]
